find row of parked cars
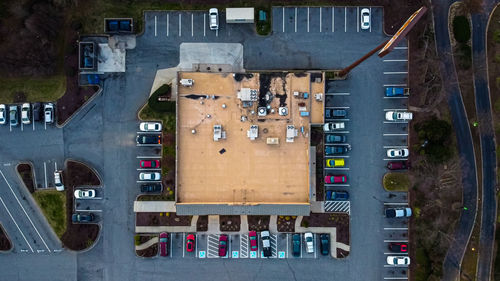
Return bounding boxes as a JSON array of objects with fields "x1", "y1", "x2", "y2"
[{"x1": 0, "y1": 103, "x2": 54, "y2": 126}]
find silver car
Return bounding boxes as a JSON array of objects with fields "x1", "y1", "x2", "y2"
[
  {"x1": 9, "y1": 105, "x2": 18, "y2": 126},
  {"x1": 0, "y1": 104, "x2": 6, "y2": 125}
]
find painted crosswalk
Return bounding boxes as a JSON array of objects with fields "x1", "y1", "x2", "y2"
[{"x1": 324, "y1": 201, "x2": 350, "y2": 214}]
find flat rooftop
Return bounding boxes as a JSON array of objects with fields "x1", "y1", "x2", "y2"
[{"x1": 176, "y1": 72, "x2": 323, "y2": 208}]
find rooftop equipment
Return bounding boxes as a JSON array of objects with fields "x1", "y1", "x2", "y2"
[
  {"x1": 286, "y1": 125, "x2": 298, "y2": 143},
  {"x1": 238, "y1": 88, "x2": 258, "y2": 101},
  {"x1": 213, "y1": 125, "x2": 226, "y2": 141},
  {"x1": 247, "y1": 125, "x2": 259, "y2": 140}
]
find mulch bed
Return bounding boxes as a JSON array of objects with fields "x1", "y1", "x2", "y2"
[
  {"x1": 197, "y1": 215, "x2": 208, "y2": 232},
  {"x1": 135, "y1": 235, "x2": 158, "y2": 258},
  {"x1": 300, "y1": 213, "x2": 349, "y2": 245},
  {"x1": 311, "y1": 127, "x2": 324, "y2": 201},
  {"x1": 64, "y1": 160, "x2": 101, "y2": 187},
  {"x1": 17, "y1": 163, "x2": 35, "y2": 193},
  {"x1": 136, "y1": 212, "x2": 192, "y2": 227},
  {"x1": 277, "y1": 216, "x2": 296, "y2": 233},
  {"x1": 0, "y1": 224, "x2": 12, "y2": 251},
  {"x1": 220, "y1": 215, "x2": 240, "y2": 232},
  {"x1": 248, "y1": 215, "x2": 270, "y2": 231},
  {"x1": 337, "y1": 248, "x2": 349, "y2": 259}
]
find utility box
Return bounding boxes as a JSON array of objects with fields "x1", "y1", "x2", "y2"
[
  {"x1": 104, "y1": 18, "x2": 133, "y2": 33},
  {"x1": 226, "y1": 8, "x2": 255, "y2": 23},
  {"x1": 79, "y1": 42, "x2": 96, "y2": 70},
  {"x1": 180, "y1": 79, "x2": 194, "y2": 87}
]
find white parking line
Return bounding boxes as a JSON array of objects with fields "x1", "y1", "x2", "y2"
[
  {"x1": 383, "y1": 158, "x2": 408, "y2": 161},
  {"x1": 384, "y1": 252, "x2": 409, "y2": 255},
  {"x1": 286, "y1": 234, "x2": 289, "y2": 258},
  {"x1": 313, "y1": 235, "x2": 317, "y2": 258},
  {"x1": 21, "y1": 122, "x2": 23, "y2": 131},
  {"x1": 43, "y1": 162, "x2": 48, "y2": 188},
  {"x1": 383, "y1": 84, "x2": 408, "y2": 87},
  {"x1": 203, "y1": 14, "x2": 206, "y2": 36},
  {"x1": 383, "y1": 202, "x2": 409, "y2": 205},
  {"x1": 383, "y1": 72, "x2": 408, "y2": 75},
  {"x1": 0, "y1": 170, "x2": 51, "y2": 252},
  {"x1": 384, "y1": 265, "x2": 409, "y2": 268},
  {"x1": 154, "y1": 16, "x2": 157, "y2": 36},
  {"x1": 383, "y1": 277, "x2": 408, "y2": 280},
  {"x1": 136, "y1": 181, "x2": 162, "y2": 183},
  {"x1": 356, "y1": 7, "x2": 359, "y2": 32},
  {"x1": 136, "y1": 168, "x2": 161, "y2": 171},
  {"x1": 383, "y1": 121, "x2": 408, "y2": 124},
  {"x1": 383, "y1": 145, "x2": 407, "y2": 148},
  {"x1": 394, "y1": 46, "x2": 408, "y2": 49},
  {"x1": 327, "y1": 155, "x2": 350, "y2": 158},
  {"x1": 191, "y1": 14, "x2": 194, "y2": 37},
  {"x1": 75, "y1": 209, "x2": 102, "y2": 212},
  {"x1": 369, "y1": 7, "x2": 372, "y2": 32},
  {"x1": 324, "y1": 167, "x2": 350, "y2": 170},
  {"x1": 54, "y1": 162, "x2": 57, "y2": 171},
  {"x1": 384, "y1": 228, "x2": 409, "y2": 230},
  {"x1": 383, "y1": 133, "x2": 408, "y2": 136},
  {"x1": 136, "y1": 156, "x2": 162, "y2": 159},
  {"x1": 183, "y1": 233, "x2": 185, "y2": 257},
  {"x1": 32, "y1": 119, "x2": 35, "y2": 131},
  {"x1": 44, "y1": 120, "x2": 46, "y2": 130},
  {"x1": 307, "y1": 7, "x2": 310, "y2": 32},
  {"x1": 195, "y1": 234, "x2": 198, "y2": 257},
  {"x1": 383, "y1": 59, "x2": 408, "y2": 62},
  {"x1": 384, "y1": 240, "x2": 408, "y2": 243},
  {"x1": 326, "y1": 106, "x2": 350, "y2": 109},
  {"x1": 170, "y1": 235, "x2": 173, "y2": 258},
  {"x1": 325, "y1": 184, "x2": 350, "y2": 187},
  {"x1": 344, "y1": 7, "x2": 346, "y2": 32},
  {"x1": 9, "y1": 122, "x2": 12, "y2": 132},
  {"x1": 179, "y1": 14, "x2": 181, "y2": 37},
  {"x1": 326, "y1": 92, "x2": 350, "y2": 96},
  {"x1": 383, "y1": 97, "x2": 408, "y2": 99},
  {"x1": 167, "y1": 14, "x2": 169, "y2": 36},
  {"x1": 327, "y1": 118, "x2": 350, "y2": 121},
  {"x1": 216, "y1": 29, "x2": 218, "y2": 37},
  {"x1": 332, "y1": 7, "x2": 334, "y2": 32},
  {"x1": 384, "y1": 108, "x2": 407, "y2": 111},
  {"x1": 319, "y1": 7, "x2": 322, "y2": 32},
  {"x1": 282, "y1": 7, "x2": 285, "y2": 32},
  {"x1": 295, "y1": 8, "x2": 297, "y2": 32},
  {"x1": 0, "y1": 196, "x2": 34, "y2": 252},
  {"x1": 331, "y1": 130, "x2": 349, "y2": 134}
]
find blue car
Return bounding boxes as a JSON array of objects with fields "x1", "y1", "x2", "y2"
[
  {"x1": 326, "y1": 191, "x2": 349, "y2": 201},
  {"x1": 385, "y1": 87, "x2": 409, "y2": 97}
]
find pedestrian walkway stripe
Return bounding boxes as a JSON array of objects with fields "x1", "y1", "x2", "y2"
[{"x1": 324, "y1": 201, "x2": 350, "y2": 214}]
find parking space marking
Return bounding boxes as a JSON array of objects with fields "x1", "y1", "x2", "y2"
[
  {"x1": 32, "y1": 119, "x2": 35, "y2": 131},
  {"x1": 137, "y1": 168, "x2": 161, "y2": 171},
  {"x1": 75, "y1": 209, "x2": 102, "y2": 212},
  {"x1": 383, "y1": 121, "x2": 409, "y2": 124},
  {"x1": 307, "y1": 7, "x2": 310, "y2": 32},
  {"x1": 326, "y1": 92, "x2": 350, "y2": 96},
  {"x1": 326, "y1": 106, "x2": 350, "y2": 109},
  {"x1": 191, "y1": 14, "x2": 194, "y2": 37},
  {"x1": 54, "y1": 162, "x2": 57, "y2": 171},
  {"x1": 327, "y1": 118, "x2": 349, "y2": 121},
  {"x1": 282, "y1": 7, "x2": 285, "y2": 32},
  {"x1": 286, "y1": 234, "x2": 289, "y2": 258},
  {"x1": 43, "y1": 162, "x2": 48, "y2": 188},
  {"x1": 195, "y1": 234, "x2": 198, "y2": 257},
  {"x1": 179, "y1": 14, "x2": 181, "y2": 37},
  {"x1": 383, "y1": 84, "x2": 408, "y2": 87},
  {"x1": 44, "y1": 120, "x2": 46, "y2": 130},
  {"x1": 203, "y1": 14, "x2": 206, "y2": 36},
  {"x1": 384, "y1": 240, "x2": 409, "y2": 243},
  {"x1": 295, "y1": 8, "x2": 297, "y2": 32},
  {"x1": 9, "y1": 122, "x2": 12, "y2": 132},
  {"x1": 154, "y1": 16, "x2": 157, "y2": 36},
  {"x1": 240, "y1": 234, "x2": 249, "y2": 258},
  {"x1": 383, "y1": 72, "x2": 408, "y2": 75},
  {"x1": 383, "y1": 277, "x2": 408, "y2": 280},
  {"x1": 136, "y1": 181, "x2": 162, "y2": 183},
  {"x1": 21, "y1": 122, "x2": 23, "y2": 131},
  {"x1": 356, "y1": 7, "x2": 359, "y2": 32},
  {"x1": 324, "y1": 167, "x2": 350, "y2": 170},
  {"x1": 383, "y1": 133, "x2": 408, "y2": 136},
  {"x1": 0, "y1": 196, "x2": 34, "y2": 252},
  {"x1": 383, "y1": 59, "x2": 408, "y2": 62},
  {"x1": 384, "y1": 108, "x2": 407, "y2": 111},
  {"x1": 327, "y1": 155, "x2": 349, "y2": 158},
  {"x1": 331, "y1": 130, "x2": 349, "y2": 134},
  {"x1": 136, "y1": 156, "x2": 162, "y2": 159},
  {"x1": 324, "y1": 201, "x2": 350, "y2": 214},
  {"x1": 344, "y1": 7, "x2": 346, "y2": 32},
  {"x1": 384, "y1": 265, "x2": 409, "y2": 268},
  {"x1": 383, "y1": 158, "x2": 408, "y2": 161},
  {"x1": 0, "y1": 170, "x2": 51, "y2": 252},
  {"x1": 369, "y1": 7, "x2": 372, "y2": 32},
  {"x1": 319, "y1": 7, "x2": 321, "y2": 32},
  {"x1": 383, "y1": 97, "x2": 408, "y2": 99},
  {"x1": 216, "y1": 29, "x2": 218, "y2": 37},
  {"x1": 167, "y1": 14, "x2": 169, "y2": 36},
  {"x1": 207, "y1": 234, "x2": 220, "y2": 258},
  {"x1": 136, "y1": 144, "x2": 162, "y2": 147},
  {"x1": 325, "y1": 184, "x2": 350, "y2": 187},
  {"x1": 384, "y1": 228, "x2": 408, "y2": 231},
  {"x1": 183, "y1": 233, "x2": 185, "y2": 257},
  {"x1": 383, "y1": 202, "x2": 408, "y2": 205},
  {"x1": 394, "y1": 46, "x2": 408, "y2": 49},
  {"x1": 383, "y1": 145, "x2": 407, "y2": 148},
  {"x1": 332, "y1": 7, "x2": 334, "y2": 32},
  {"x1": 384, "y1": 252, "x2": 409, "y2": 255}
]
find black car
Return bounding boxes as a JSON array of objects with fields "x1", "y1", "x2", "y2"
[
  {"x1": 136, "y1": 134, "x2": 161, "y2": 144},
  {"x1": 141, "y1": 183, "x2": 162, "y2": 193},
  {"x1": 389, "y1": 242, "x2": 408, "y2": 253},
  {"x1": 72, "y1": 213, "x2": 94, "y2": 223},
  {"x1": 326, "y1": 134, "x2": 347, "y2": 143},
  {"x1": 33, "y1": 103, "x2": 42, "y2": 121},
  {"x1": 292, "y1": 233, "x2": 301, "y2": 257},
  {"x1": 320, "y1": 234, "x2": 330, "y2": 256},
  {"x1": 325, "y1": 109, "x2": 347, "y2": 119}
]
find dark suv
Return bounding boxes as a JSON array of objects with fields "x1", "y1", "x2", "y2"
[
  {"x1": 141, "y1": 183, "x2": 162, "y2": 193},
  {"x1": 136, "y1": 134, "x2": 161, "y2": 144},
  {"x1": 387, "y1": 160, "x2": 409, "y2": 170},
  {"x1": 325, "y1": 145, "x2": 350, "y2": 155},
  {"x1": 325, "y1": 109, "x2": 347, "y2": 119},
  {"x1": 72, "y1": 213, "x2": 94, "y2": 223},
  {"x1": 326, "y1": 134, "x2": 347, "y2": 143},
  {"x1": 292, "y1": 233, "x2": 301, "y2": 257}
]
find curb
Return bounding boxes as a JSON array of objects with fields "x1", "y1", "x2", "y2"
[{"x1": 56, "y1": 86, "x2": 103, "y2": 129}]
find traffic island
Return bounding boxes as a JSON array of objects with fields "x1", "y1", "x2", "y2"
[
  {"x1": 0, "y1": 224, "x2": 12, "y2": 252},
  {"x1": 136, "y1": 212, "x2": 192, "y2": 227},
  {"x1": 196, "y1": 216, "x2": 208, "y2": 232},
  {"x1": 17, "y1": 163, "x2": 35, "y2": 192},
  {"x1": 135, "y1": 234, "x2": 159, "y2": 258}
]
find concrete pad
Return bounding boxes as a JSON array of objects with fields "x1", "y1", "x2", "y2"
[
  {"x1": 133, "y1": 201, "x2": 176, "y2": 212},
  {"x1": 97, "y1": 43, "x2": 126, "y2": 72},
  {"x1": 179, "y1": 43, "x2": 244, "y2": 72}
]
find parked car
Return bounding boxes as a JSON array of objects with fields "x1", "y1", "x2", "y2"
[
  {"x1": 361, "y1": 8, "x2": 370, "y2": 30},
  {"x1": 136, "y1": 134, "x2": 161, "y2": 145},
  {"x1": 54, "y1": 170, "x2": 65, "y2": 191},
  {"x1": 385, "y1": 111, "x2": 413, "y2": 121},
  {"x1": 261, "y1": 230, "x2": 272, "y2": 257},
  {"x1": 9, "y1": 105, "x2": 18, "y2": 126},
  {"x1": 72, "y1": 213, "x2": 94, "y2": 223},
  {"x1": 389, "y1": 242, "x2": 408, "y2": 253},
  {"x1": 209, "y1": 8, "x2": 219, "y2": 30},
  {"x1": 139, "y1": 172, "x2": 161, "y2": 181},
  {"x1": 325, "y1": 109, "x2": 347, "y2": 119},
  {"x1": 387, "y1": 256, "x2": 410, "y2": 266},
  {"x1": 186, "y1": 234, "x2": 195, "y2": 252},
  {"x1": 387, "y1": 148, "x2": 409, "y2": 158},
  {"x1": 326, "y1": 191, "x2": 349, "y2": 201},
  {"x1": 140, "y1": 160, "x2": 160, "y2": 168},
  {"x1": 320, "y1": 234, "x2": 330, "y2": 256},
  {"x1": 387, "y1": 160, "x2": 409, "y2": 170},
  {"x1": 385, "y1": 207, "x2": 412, "y2": 218},
  {"x1": 385, "y1": 87, "x2": 410, "y2": 97},
  {"x1": 218, "y1": 234, "x2": 228, "y2": 257},
  {"x1": 323, "y1": 122, "x2": 345, "y2": 132},
  {"x1": 140, "y1": 183, "x2": 162, "y2": 193},
  {"x1": 249, "y1": 231, "x2": 258, "y2": 251},
  {"x1": 326, "y1": 134, "x2": 347, "y2": 143},
  {"x1": 74, "y1": 189, "x2": 96, "y2": 199},
  {"x1": 304, "y1": 232, "x2": 314, "y2": 254},
  {"x1": 292, "y1": 233, "x2": 301, "y2": 257},
  {"x1": 21, "y1": 103, "x2": 31, "y2": 125},
  {"x1": 139, "y1": 122, "x2": 162, "y2": 132},
  {"x1": 159, "y1": 232, "x2": 169, "y2": 257},
  {"x1": 0, "y1": 104, "x2": 5, "y2": 125},
  {"x1": 325, "y1": 145, "x2": 350, "y2": 155},
  {"x1": 44, "y1": 103, "x2": 54, "y2": 124},
  {"x1": 326, "y1": 158, "x2": 345, "y2": 167},
  {"x1": 33, "y1": 102, "x2": 42, "y2": 122},
  {"x1": 324, "y1": 174, "x2": 347, "y2": 184}
]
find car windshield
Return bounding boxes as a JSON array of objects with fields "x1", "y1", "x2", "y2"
[
  {"x1": 220, "y1": 241, "x2": 226, "y2": 245},
  {"x1": 160, "y1": 238, "x2": 167, "y2": 242}
]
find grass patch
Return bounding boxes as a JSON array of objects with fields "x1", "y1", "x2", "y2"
[
  {"x1": 139, "y1": 83, "x2": 176, "y2": 133},
  {"x1": 452, "y1": 16, "x2": 471, "y2": 43},
  {"x1": 383, "y1": 172, "x2": 410, "y2": 191},
  {"x1": 494, "y1": 29, "x2": 500, "y2": 43},
  {"x1": 0, "y1": 75, "x2": 66, "y2": 103},
  {"x1": 414, "y1": 247, "x2": 432, "y2": 281},
  {"x1": 255, "y1": 7, "x2": 271, "y2": 35},
  {"x1": 494, "y1": 224, "x2": 500, "y2": 280},
  {"x1": 32, "y1": 190, "x2": 67, "y2": 238}
]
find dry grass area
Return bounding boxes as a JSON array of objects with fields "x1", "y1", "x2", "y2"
[{"x1": 176, "y1": 72, "x2": 317, "y2": 204}]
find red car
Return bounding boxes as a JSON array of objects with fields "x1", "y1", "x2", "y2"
[
  {"x1": 387, "y1": 160, "x2": 409, "y2": 170},
  {"x1": 389, "y1": 242, "x2": 408, "y2": 253},
  {"x1": 159, "y1": 232, "x2": 169, "y2": 257},
  {"x1": 324, "y1": 174, "x2": 347, "y2": 184},
  {"x1": 218, "y1": 234, "x2": 228, "y2": 257},
  {"x1": 249, "y1": 231, "x2": 258, "y2": 251},
  {"x1": 186, "y1": 234, "x2": 195, "y2": 252},
  {"x1": 140, "y1": 160, "x2": 160, "y2": 168}
]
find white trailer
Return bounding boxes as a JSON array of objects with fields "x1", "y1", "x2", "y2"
[{"x1": 226, "y1": 8, "x2": 254, "y2": 23}]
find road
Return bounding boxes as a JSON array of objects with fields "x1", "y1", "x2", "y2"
[{"x1": 431, "y1": 0, "x2": 479, "y2": 280}]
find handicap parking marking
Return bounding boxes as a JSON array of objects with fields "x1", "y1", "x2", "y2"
[
  {"x1": 278, "y1": 251, "x2": 286, "y2": 259},
  {"x1": 232, "y1": 251, "x2": 239, "y2": 258},
  {"x1": 240, "y1": 234, "x2": 249, "y2": 258},
  {"x1": 199, "y1": 250, "x2": 206, "y2": 258},
  {"x1": 207, "y1": 234, "x2": 220, "y2": 258},
  {"x1": 250, "y1": 251, "x2": 257, "y2": 258}
]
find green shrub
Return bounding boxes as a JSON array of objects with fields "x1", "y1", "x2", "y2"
[
  {"x1": 148, "y1": 84, "x2": 175, "y2": 113},
  {"x1": 134, "y1": 235, "x2": 141, "y2": 246},
  {"x1": 458, "y1": 43, "x2": 472, "y2": 69},
  {"x1": 452, "y1": 16, "x2": 471, "y2": 43},
  {"x1": 496, "y1": 77, "x2": 500, "y2": 89},
  {"x1": 494, "y1": 30, "x2": 500, "y2": 43},
  {"x1": 495, "y1": 54, "x2": 500, "y2": 63},
  {"x1": 414, "y1": 118, "x2": 453, "y2": 163},
  {"x1": 301, "y1": 219, "x2": 309, "y2": 228}
]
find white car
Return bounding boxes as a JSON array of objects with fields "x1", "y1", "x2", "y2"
[
  {"x1": 387, "y1": 148, "x2": 409, "y2": 158},
  {"x1": 387, "y1": 256, "x2": 410, "y2": 266},
  {"x1": 323, "y1": 122, "x2": 345, "y2": 132},
  {"x1": 139, "y1": 122, "x2": 162, "y2": 132},
  {"x1": 74, "y1": 189, "x2": 96, "y2": 199},
  {"x1": 304, "y1": 232, "x2": 314, "y2": 254},
  {"x1": 361, "y1": 8, "x2": 370, "y2": 30},
  {"x1": 54, "y1": 170, "x2": 65, "y2": 191},
  {"x1": 385, "y1": 111, "x2": 413, "y2": 121},
  {"x1": 209, "y1": 8, "x2": 219, "y2": 30},
  {"x1": 139, "y1": 172, "x2": 161, "y2": 181},
  {"x1": 44, "y1": 103, "x2": 54, "y2": 124},
  {"x1": 385, "y1": 207, "x2": 412, "y2": 218},
  {"x1": 21, "y1": 103, "x2": 31, "y2": 125},
  {"x1": 0, "y1": 104, "x2": 5, "y2": 125}
]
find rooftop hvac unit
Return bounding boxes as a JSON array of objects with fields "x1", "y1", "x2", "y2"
[
  {"x1": 266, "y1": 138, "x2": 279, "y2": 145},
  {"x1": 286, "y1": 125, "x2": 298, "y2": 143},
  {"x1": 213, "y1": 125, "x2": 226, "y2": 141},
  {"x1": 279, "y1": 107, "x2": 288, "y2": 116},
  {"x1": 180, "y1": 79, "x2": 194, "y2": 86},
  {"x1": 258, "y1": 107, "x2": 267, "y2": 117},
  {"x1": 247, "y1": 125, "x2": 259, "y2": 140},
  {"x1": 238, "y1": 88, "x2": 258, "y2": 101}
]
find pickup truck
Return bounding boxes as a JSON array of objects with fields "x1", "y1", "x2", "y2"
[
  {"x1": 385, "y1": 87, "x2": 410, "y2": 97},
  {"x1": 323, "y1": 122, "x2": 345, "y2": 132},
  {"x1": 325, "y1": 145, "x2": 349, "y2": 155},
  {"x1": 385, "y1": 111, "x2": 413, "y2": 121}
]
